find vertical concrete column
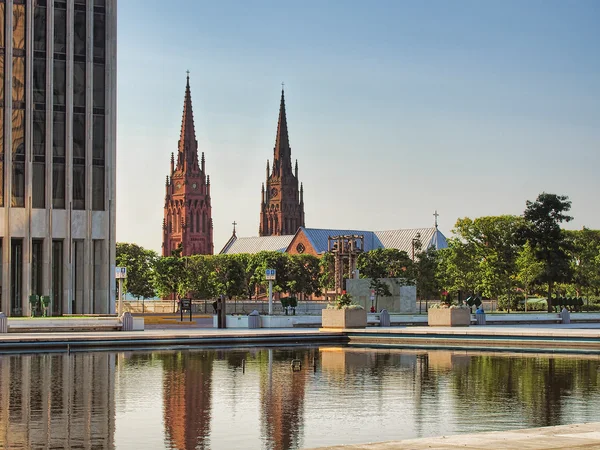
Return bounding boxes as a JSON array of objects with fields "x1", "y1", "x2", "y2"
[
  {"x1": 4, "y1": 0, "x2": 14, "y2": 316},
  {"x1": 83, "y1": 0, "x2": 93, "y2": 315},
  {"x1": 64, "y1": 0, "x2": 74, "y2": 315}
]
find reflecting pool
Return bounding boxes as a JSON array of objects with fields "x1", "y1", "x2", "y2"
[{"x1": 1, "y1": 347, "x2": 600, "y2": 449}]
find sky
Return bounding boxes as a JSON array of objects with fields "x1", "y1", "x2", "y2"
[{"x1": 116, "y1": 0, "x2": 600, "y2": 254}]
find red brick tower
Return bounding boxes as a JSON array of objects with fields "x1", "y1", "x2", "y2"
[
  {"x1": 162, "y1": 74, "x2": 213, "y2": 256},
  {"x1": 260, "y1": 87, "x2": 305, "y2": 236}
]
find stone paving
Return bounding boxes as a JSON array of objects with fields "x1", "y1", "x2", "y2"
[{"x1": 304, "y1": 422, "x2": 600, "y2": 449}]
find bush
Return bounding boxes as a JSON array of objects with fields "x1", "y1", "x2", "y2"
[
  {"x1": 524, "y1": 299, "x2": 547, "y2": 311},
  {"x1": 497, "y1": 292, "x2": 526, "y2": 312}
]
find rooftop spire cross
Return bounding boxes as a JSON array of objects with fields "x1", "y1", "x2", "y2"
[{"x1": 433, "y1": 210, "x2": 439, "y2": 228}]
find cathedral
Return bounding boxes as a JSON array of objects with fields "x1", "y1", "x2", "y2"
[
  {"x1": 162, "y1": 74, "x2": 214, "y2": 256},
  {"x1": 259, "y1": 88, "x2": 305, "y2": 236}
]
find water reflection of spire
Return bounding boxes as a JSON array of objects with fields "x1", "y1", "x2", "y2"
[{"x1": 161, "y1": 351, "x2": 215, "y2": 450}]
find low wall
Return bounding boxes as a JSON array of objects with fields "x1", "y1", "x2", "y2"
[
  {"x1": 346, "y1": 279, "x2": 417, "y2": 313},
  {"x1": 125, "y1": 300, "x2": 329, "y2": 315}
]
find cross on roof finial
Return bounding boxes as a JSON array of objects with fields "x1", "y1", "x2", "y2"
[
  {"x1": 232, "y1": 221, "x2": 237, "y2": 235},
  {"x1": 433, "y1": 210, "x2": 439, "y2": 229},
  {"x1": 281, "y1": 81, "x2": 285, "y2": 91}
]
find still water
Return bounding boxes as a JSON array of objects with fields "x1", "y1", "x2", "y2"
[{"x1": 1, "y1": 347, "x2": 600, "y2": 449}]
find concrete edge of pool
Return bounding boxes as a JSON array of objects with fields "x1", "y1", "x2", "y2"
[
  {"x1": 2, "y1": 325, "x2": 600, "y2": 353},
  {"x1": 302, "y1": 421, "x2": 600, "y2": 449}
]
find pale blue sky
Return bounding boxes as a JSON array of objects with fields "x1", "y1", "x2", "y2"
[{"x1": 116, "y1": 0, "x2": 600, "y2": 253}]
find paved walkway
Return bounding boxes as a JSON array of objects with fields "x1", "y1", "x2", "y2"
[{"x1": 305, "y1": 422, "x2": 600, "y2": 449}]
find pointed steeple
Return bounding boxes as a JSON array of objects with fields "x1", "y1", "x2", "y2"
[
  {"x1": 177, "y1": 72, "x2": 199, "y2": 170},
  {"x1": 273, "y1": 85, "x2": 291, "y2": 174}
]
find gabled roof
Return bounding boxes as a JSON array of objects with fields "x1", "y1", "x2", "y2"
[
  {"x1": 220, "y1": 234, "x2": 295, "y2": 255},
  {"x1": 298, "y1": 227, "x2": 447, "y2": 255},
  {"x1": 220, "y1": 227, "x2": 447, "y2": 256}
]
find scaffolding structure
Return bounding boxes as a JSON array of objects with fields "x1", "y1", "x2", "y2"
[{"x1": 328, "y1": 235, "x2": 365, "y2": 294}]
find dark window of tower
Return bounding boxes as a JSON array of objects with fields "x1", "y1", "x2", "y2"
[
  {"x1": 189, "y1": 213, "x2": 193, "y2": 232},
  {"x1": 196, "y1": 212, "x2": 200, "y2": 233}
]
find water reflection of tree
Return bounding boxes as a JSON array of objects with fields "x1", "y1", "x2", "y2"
[
  {"x1": 449, "y1": 355, "x2": 600, "y2": 428},
  {"x1": 160, "y1": 351, "x2": 215, "y2": 450},
  {"x1": 259, "y1": 348, "x2": 316, "y2": 450}
]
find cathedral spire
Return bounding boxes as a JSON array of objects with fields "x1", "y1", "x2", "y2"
[
  {"x1": 273, "y1": 85, "x2": 291, "y2": 174},
  {"x1": 177, "y1": 71, "x2": 199, "y2": 170}
]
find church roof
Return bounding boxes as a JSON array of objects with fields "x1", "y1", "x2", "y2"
[
  {"x1": 220, "y1": 234, "x2": 295, "y2": 255},
  {"x1": 298, "y1": 227, "x2": 446, "y2": 254},
  {"x1": 220, "y1": 226, "x2": 447, "y2": 255}
]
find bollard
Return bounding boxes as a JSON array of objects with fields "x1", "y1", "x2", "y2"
[
  {"x1": 560, "y1": 307, "x2": 571, "y2": 324},
  {"x1": 379, "y1": 309, "x2": 391, "y2": 327},
  {"x1": 0, "y1": 312, "x2": 7, "y2": 333},
  {"x1": 121, "y1": 312, "x2": 134, "y2": 331}
]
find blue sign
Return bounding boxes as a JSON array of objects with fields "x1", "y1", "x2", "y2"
[{"x1": 265, "y1": 269, "x2": 276, "y2": 280}]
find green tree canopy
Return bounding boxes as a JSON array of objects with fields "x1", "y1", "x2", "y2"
[{"x1": 116, "y1": 243, "x2": 158, "y2": 299}]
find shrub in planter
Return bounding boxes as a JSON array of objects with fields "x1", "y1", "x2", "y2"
[{"x1": 322, "y1": 293, "x2": 366, "y2": 328}]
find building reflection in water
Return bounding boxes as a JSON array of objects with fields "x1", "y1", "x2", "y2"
[
  {"x1": 160, "y1": 351, "x2": 214, "y2": 450},
  {"x1": 0, "y1": 353, "x2": 116, "y2": 449},
  {"x1": 259, "y1": 348, "x2": 312, "y2": 450}
]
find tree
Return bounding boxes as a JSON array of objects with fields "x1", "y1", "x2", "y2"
[
  {"x1": 437, "y1": 238, "x2": 479, "y2": 297},
  {"x1": 414, "y1": 246, "x2": 440, "y2": 301},
  {"x1": 210, "y1": 255, "x2": 247, "y2": 300},
  {"x1": 520, "y1": 193, "x2": 573, "y2": 312},
  {"x1": 116, "y1": 243, "x2": 158, "y2": 300},
  {"x1": 516, "y1": 241, "x2": 544, "y2": 296},
  {"x1": 152, "y1": 256, "x2": 188, "y2": 312},
  {"x1": 185, "y1": 254, "x2": 215, "y2": 299},
  {"x1": 453, "y1": 216, "x2": 523, "y2": 302},
  {"x1": 285, "y1": 254, "x2": 321, "y2": 299},
  {"x1": 318, "y1": 252, "x2": 335, "y2": 297},
  {"x1": 566, "y1": 228, "x2": 600, "y2": 297},
  {"x1": 357, "y1": 248, "x2": 413, "y2": 310},
  {"x1": 248, "y1": 251, "x2": 289, "y2": 297}
]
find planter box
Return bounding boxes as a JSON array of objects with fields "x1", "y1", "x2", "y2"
[
  {"x1": 428, "y1": 308, "x2": 470, "y2": 327},
  {"x1": 322, "y1": 308, "x2": 367, "y2": 329}
]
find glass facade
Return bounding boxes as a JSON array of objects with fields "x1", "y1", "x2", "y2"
[
  {"x1": 0, "y1": 1, "x2": 3, "y2": 207},
  {"x1": 1, "y1": 0, "x2": 113, "y2": 317},
  {"x1": 11, "y1": 239, "x2": 23, "y2": 316},
  {"x1": 12, "y1": 2, "x2": 25, "y2": 207},
  {"x1": 92, "y1": 1, "x2": 105, "y2": 210},
  {"x1": 52, "y1": 240, "x2": 62, "y2": 316}
]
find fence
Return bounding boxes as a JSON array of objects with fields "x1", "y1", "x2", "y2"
[{"x1": 123, "y1": 299, "x2": 329, "y2": 315}]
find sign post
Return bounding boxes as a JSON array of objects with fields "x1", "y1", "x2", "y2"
[
  {"x1": 265, "y1": 269, "x2": 276, "y2": 315},
  {"x1": 370, "y1": 289, "x2": 375, "y2": 313},
  {"x1": 115, "y1": 267, "x2": 127, "y2": 315}
]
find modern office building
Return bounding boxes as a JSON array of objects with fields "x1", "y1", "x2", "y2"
[{"x1": 0, "y1": 0, "x2": 117, "y2": 316}]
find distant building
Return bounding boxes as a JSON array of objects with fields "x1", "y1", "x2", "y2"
[
  {"x1": 162, "y1": 74, "x2": 213, "y2": 256},
  {"x1": 0, "y1": 0, "x2": 117, "y2": 316},
  {"x1": 259, "y1": 88, "x2": 305, "y2": 236},
  {"x1": 221, "y1": 226, "x2": 447, "y2": 256}
]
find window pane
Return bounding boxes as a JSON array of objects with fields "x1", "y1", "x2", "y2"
[
  {"x1": 13, "y1": 5, "x2": 25, "y2": 51},
  {"x1": 93, "y1": 13, "x2": 105, "y2": 60},
  {"x1": 73, "y1": 165, "x2": 85, "y2": 210},
  {"x1": 0, "y1": 55, "x2": 4, "y2": 102},
  {"x1": 53, "y1": 112, "x2": 65, "y2": 157},
  {"x1": 73, "y1": 113, "x2": 85, "y2": 159},
  {"x1": 74, "y1": 10, "x2": 86, "y2": 56},
  {"x1": 12, "y1": 56, "x2": 25, "y2": 103},
  {"x1": 93, "y1": 115, "x2": 104, "y2": 160},
  {"x1": 12, "y1": 109, "x2": 25, "y2": 157},
  {"x1": 33, "y1": 58, "x2": 45, "y2": 104},
  {"x1": 34, "y1": 6, "x2": 45, "y2": 51},
  {"x1": 32, "y1": 162, "x2": 45, "y2": 208},
  {"x1": 53, "y1": 8, "x2": 66, "y2": 54},
  {"x1": 52, "y1": 163, "x2": 65, "y2": 209},
  {"x1": 92, "y1": 166, "x2": 104, "y2": 210},
  {"x1": 11, "y1": 162, "x2": 25, "y2": 207},
  {"x1": 53, "y1": 60, "x2": 66, "y2": 105},
  {"x1": 33, "y1": 111, "x2": 45, "y2": 153},
  {"x1": 0, "y1": 109, "x2": 3, "y2": 207},
  {"x1": 93, "y1": 64, "x2": 104, "y2": 108},
  {"x1": 0, "y1": 3, "x2": 5, "y2": 48},
  {"x1": 74, "y1": 62, "x2": 86, "y2": 107}
]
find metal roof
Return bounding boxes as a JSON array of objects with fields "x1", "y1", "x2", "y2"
[
  {"x1": 220, "y1": 234, "x2": 295, "y2": 255},
  {"x1": 220, "y1": 227, "x2": 447, "y2": 255},
  {"x1": 301, "y1": 227, "x2": 447, "y2": 254}
]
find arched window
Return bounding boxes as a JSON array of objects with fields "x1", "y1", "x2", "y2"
[
  {"x1": 189, "y1": 212, "x2": 194, "y2": 233},
  {"x1": 203, "y1": 212, "x2": 207, "y2": 232},
  {"x1": 196, "y1": 211, "x2": 200, "y2": 233}
]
